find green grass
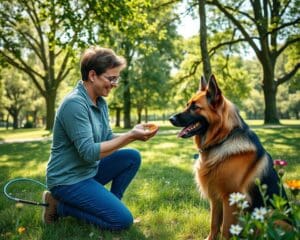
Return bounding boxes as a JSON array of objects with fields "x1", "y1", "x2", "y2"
[
  {"x1": 0, "y1": 128, "x2": 51, "y2": 142},
  {"x1": 0, "y1": 122, "x2": 299, "y2": 239}
]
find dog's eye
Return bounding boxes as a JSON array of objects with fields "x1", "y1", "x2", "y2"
[{"x1": 190, "y1": 104, "x2": 202, "y2": 111}]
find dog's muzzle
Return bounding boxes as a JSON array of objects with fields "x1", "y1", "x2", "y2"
[{"x1": 169, "y1": 113, "x2": 209, "y2": 138}]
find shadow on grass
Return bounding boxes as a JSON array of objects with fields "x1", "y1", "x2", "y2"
[
  {"x1": 39, "y1": 220, "x2": 149, "y2": 240},
  {"x1": 130, "y1": 161, "x2": 209, "y2": 210}
]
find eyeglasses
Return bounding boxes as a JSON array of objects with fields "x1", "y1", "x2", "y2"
[{"x1": 101, "y1": 75, "x2": 120, "y2": 84}]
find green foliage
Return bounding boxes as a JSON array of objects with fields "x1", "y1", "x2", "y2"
[
  {"x1": 0, "y1": 0, "x2": 140, "y2": 129},
  {"x1": 1, "y1": 68, "x2": 30, "y2": 128},
  {"x1": 229, "y1": 175, "x2": 300, "y2": 240},
  {"x1": 104, "y1": 0, "x2": 182, "y2": 126},
  {"x1": 278, "y1": 43, "x2": 300, "y2": 93},
  {"x1": 171, "y1": 36, "x2": 252, "y2": 109},
  {"x1": 277, "y1": 83, "x2": 300, "y2": 119},
  {"x1": 196, "y1": 0, "x2": 300, "y2": 123}
]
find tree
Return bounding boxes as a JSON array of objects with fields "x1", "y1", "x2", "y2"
[
  {"x1": 171, "y1": 34, "x2": 251, "y2": 110},
  {"x1": 206, "y1": 0, "x2": 300, "y2": 124},
  {"x1": 105, "y1": 0, "x2": 180, "y2": 128},
  {"x1": 0, "y1": 0, "x2": 131, "y2": 130},
  {"x1": 2, "y1": 69, "x2": 29, "y2": 129},
  {"x1": 23, "y1": 86, "x2": 45, "y2": 128},
  {"x1": 132, "y1": 51, "x2": 174, "y2": 123}
]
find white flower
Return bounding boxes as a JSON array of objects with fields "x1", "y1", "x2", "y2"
[
  {"x1": 229, "y1": 224, "x2": 243, "y2": 236},
  {"x1": 229, "y1": 192, "x2": 246, "y2": 206},
  {"x1": 238, "y1": 200, "x2": 250, "y2": 210},
  {"x1": 252, "y1": 207, "x2": 268, "y2": 221}
]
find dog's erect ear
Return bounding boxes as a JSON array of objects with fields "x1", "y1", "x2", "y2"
[
  {"x1": 206, "y1": 74, "x2": 222, "y2": 108},
  {"x1": 199, "y1": 76, "x2": 207, "y2": 91}
]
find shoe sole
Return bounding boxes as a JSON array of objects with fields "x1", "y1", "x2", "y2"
[{"x1": 42, "y1": 191, "x2": 49, "y2": 223}]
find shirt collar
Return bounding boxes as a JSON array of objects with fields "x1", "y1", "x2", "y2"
[{"x1": 77, "y1": 80, "x2": 104, "y2": 108}]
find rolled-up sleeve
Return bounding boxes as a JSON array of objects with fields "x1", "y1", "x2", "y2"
[{"x1": 59, "y1": 99, "x2": 100, "y2": 162}]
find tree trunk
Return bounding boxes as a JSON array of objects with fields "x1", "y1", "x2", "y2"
[
  {"x1": 123, "y1": 70, "x2": 131, "y2": 128},
  {"x1": 115, "y1": 107, "x2": 121, "y2": 127},
  {"x1": 12, "y1": 112, "x2": 18, "y2": 129},
  {"x1": 262, "y1": 68, "x2": 280, "y2": 124},
  {"x1": 144, "y1": 107, "x2": 148, "y2": 123},
  {"x1": 6, "y1": 114, "x2": 9, "y2": 129},
  {"x1": 45, "y1": 90, "x2": 57, "y2": 130},
  {"x1": 33, "y1": 110, "x2": 38, "y2": 128},
  {"x1": 137, "y1": 108, "x2": 142, "y2": 124},
  {"x1": 295, "y1": 110, "x2": 299, "y2": 120},
  {"x1": 198, "y1": 0, "x2": 212, "y2": 80}
]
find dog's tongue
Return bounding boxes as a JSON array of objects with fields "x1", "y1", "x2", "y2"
[{"x1": 178, "y1": 128, "x2": 188, "y2": 137}]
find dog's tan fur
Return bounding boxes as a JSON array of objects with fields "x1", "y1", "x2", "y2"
[
  {"x1": 191, "y1": 90, "x2": 268, "y2": 239},
  {"x1": 170, "y1": 75, "x2": 288, "y2": 239},
  {"x1": 169, "y1": 75, "x2": 278, "y2": 240}
]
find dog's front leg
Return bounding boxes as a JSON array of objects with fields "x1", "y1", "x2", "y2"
[
  {"x1": 205, "y1": 199, "x2": 223, "y2": 240},
  {"x1": 221, "y1": 197, "x2": 237, "y2": 239}
]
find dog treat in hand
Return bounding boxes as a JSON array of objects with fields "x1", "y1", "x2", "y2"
[{"x1": 143, "y1": 124, "x2": 158, "y2": 132}]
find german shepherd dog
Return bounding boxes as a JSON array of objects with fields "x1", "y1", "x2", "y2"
[{"x1": 169, "y1": 75, "x2": 287, "y2": 239}]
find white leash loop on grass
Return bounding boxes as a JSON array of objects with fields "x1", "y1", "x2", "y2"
[{"x1": 3, "y1": 178, "x2": 49, "y2": 207}]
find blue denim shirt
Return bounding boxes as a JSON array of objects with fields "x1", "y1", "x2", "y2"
[{"x1": 46, "y1": 80, "x2": 114, "y2": 189}]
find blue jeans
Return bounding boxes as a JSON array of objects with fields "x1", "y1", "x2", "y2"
[{"x1": 50, "y1": 148, "x2": 141, "y2": 230}]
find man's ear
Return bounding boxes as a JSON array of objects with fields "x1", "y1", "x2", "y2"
[
  {"x1": 88, "y1": 70, "x2": 97, "y2": 82},
  {"x1": 206, "y1": 74, "x2": 222, "y2": 108},
  {"x1": 199, "y1": 76, "x2": 207, "y2": 91}
]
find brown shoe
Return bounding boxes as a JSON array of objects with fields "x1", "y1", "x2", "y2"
[{"x1": 42, "y1": 191, "x2": 58, "y2": 224}]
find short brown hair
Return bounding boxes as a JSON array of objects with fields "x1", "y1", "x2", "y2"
[{"x1": 80, "y1": 46, "x2": 126, "y2": 81}]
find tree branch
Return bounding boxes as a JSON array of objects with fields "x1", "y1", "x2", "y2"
[
  {"x1": 276, "y1": 62, "x2": 300, "y2": 86},
  {"x1": 172, "y1": 60, "x2": 201, "y2": 86},
  {"x1": 55, "y1": 50, "x2": 71, "y2": 85},
  {"x1": 208, "y1": 0, "x2": 261, "y2": 58},
  {"x1": 60, "y1": 67, "x2": 73, "y2": 83},
  {"x1": 0, "y1": 50, "x2": 45, "y2": 95},
  {"x1": 208, "y1": 38, "x2": 249, "y2": 55},
  {"x1": 277, "y1": 37, "x2": 300, "y2": 57},
  {"x1": 279, "y1": 0, "x2": 292, "y2": 18},
  {"x1": 23, "y1": 0, "x2": 48, "y2": 71},
  {"x1": 217, "y1": 4, "x2": 256, "y2": 23},
  {"x1": 17, "y1": 30, "x2": 43, "y2": 61},
  {"x1": 152, "y1": 0, "x2": 181, "y2": 11},
  {"x1": 267, "y1": 17, "x2": 300, "y2": 36}
]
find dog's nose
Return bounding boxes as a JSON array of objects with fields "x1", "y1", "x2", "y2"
[{"x1": 169, "y1": 115, "x2": 178, "y2": 126}]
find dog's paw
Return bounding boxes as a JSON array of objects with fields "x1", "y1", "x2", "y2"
[
  {"x1": 204, "y1": 233, "x2": 218, "y2": 240},
  {"x1": 204, "y1": 235, "x2": 212, "y2": 240}
]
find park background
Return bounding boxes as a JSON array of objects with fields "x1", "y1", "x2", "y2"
[{"x1": 0, "y1": 0, "x2": 299, "y2": 239}]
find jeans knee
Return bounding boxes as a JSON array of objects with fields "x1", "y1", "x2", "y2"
[
  {"x1": 127, "y1": 148, "x2": 141, "y2": 169},
  {"x1": 116, "y1": 211, "x2": 133, "y2": 230},
  {"x1": 134, "y1": 149, "x2": 142, "y2": 166}
]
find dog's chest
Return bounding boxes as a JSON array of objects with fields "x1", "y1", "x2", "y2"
[{"x1": 194, "y1": 154, "x2": 222, "y2": 198}]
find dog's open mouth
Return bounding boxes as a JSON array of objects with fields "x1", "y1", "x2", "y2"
[{"x1": 178, "y1": 122, "x2": 202, "y2": 138}]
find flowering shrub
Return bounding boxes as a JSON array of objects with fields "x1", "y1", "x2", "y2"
[
  {"x1": 273, "y1": 159, "x2": 288, "y2": 167},
  {"x1": 229, "y1": 160, "x2": 300, "y2": 240},
  {"x1": 285, "y1": 180, "x2": 300, "y2": 197}
]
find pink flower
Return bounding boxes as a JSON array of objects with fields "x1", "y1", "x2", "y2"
[{"x1": 273, "y1": 159, "x2": 288, "y2": 167}]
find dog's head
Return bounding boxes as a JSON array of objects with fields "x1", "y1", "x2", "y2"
[{"x1": 169, "y1": 74, "x2": 223, "y2": 138}]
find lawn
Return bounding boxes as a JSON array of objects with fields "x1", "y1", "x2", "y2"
[
  {"x1": 0, "y1": 128, "x2": 51, "y2": 142},
  {"x1": 0, "y1": 121, "x2": 299, "y2": 239}
]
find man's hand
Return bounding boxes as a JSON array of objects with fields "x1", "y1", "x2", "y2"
[{"x1": 131, "y1": 123, "x2": 159, "y2": 141}]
